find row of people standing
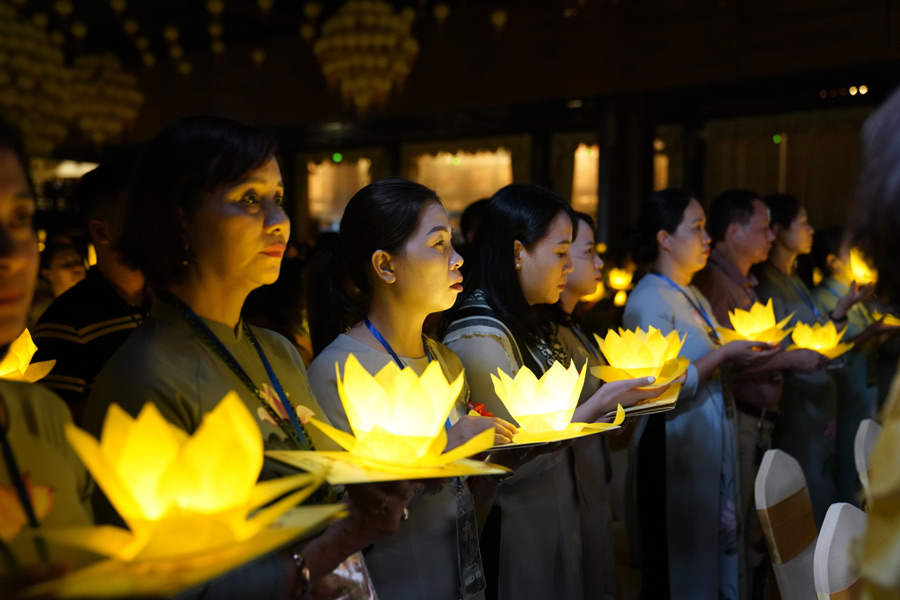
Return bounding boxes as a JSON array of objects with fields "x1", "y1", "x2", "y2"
[
  {"x1": 631, "y1": 187, "x2": 893, "y2": 600},
  {"x1": 12, "y1": 109, "x2": 896, "y2": 600},
  {"x1": 15, "y1": 115, "x2": 664, "y2": 599}
]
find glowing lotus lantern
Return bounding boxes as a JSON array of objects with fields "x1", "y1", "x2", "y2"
[
  {"x1": 849, "y1": 247, "x2": 877, "y2": 286},
  {"x1": 607, "y1": 267, "x2": 632, "y2": 307},
  {"x1": 873, "y1": 311, "x2": 900, "y2": 327},
  {"x1": 592, "y1": 327, "x2": 688, "y2": 403},
  {"x1": 607, "y1": 268, "x2": 633, "y2": 290},
  {"x1": 0, "y1": 474, "x2": 53, "y2": 543},
  {"x1": 788, "y1": 321, "x2": 854, "y2": 360},
  {"x1": 0, "y1": 329, "x2": 55, "y2": 382},
  {"x1": 580, "y1": 281, "x2": 606, "y2": 303},
  {"x1": 716, "y1": 299, "x2": 793, "y2": 345},
  {"x1": 308, "y1": 355, "x2": 494, "y2": 469},
  {"x1": 53, "y1": 392, "x2": 324, "y2": 561},
  {"x1": 490, "y1": 361, "x2": 624, "y2": 444}
]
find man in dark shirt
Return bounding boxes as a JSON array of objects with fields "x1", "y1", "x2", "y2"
[
  {"x1": 695, "y1": 189, "x2": 827, "y2": 598},
  {"x1": 32, "y1": 157, "x2": 149, "y2": 423}
]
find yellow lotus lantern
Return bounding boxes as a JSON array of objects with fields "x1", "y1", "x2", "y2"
[
  {"x1": 51, "y1": 392, "x2": 324, "y2": 562},
  {"x1": 0, "y1": 329, "x2": 55, "y2": 383},
  {"x1": 873, "y1": 311, "x2": 900, "y2": 327},
  {"x1": 592, "y1": 327, "x2": 689, "y2": 404},
  {"x1": 607, "y1": 267, "x2": 633, "y2": 291},
  {"x1": 788, "y1": 321, "x2": 854, "y2": 360},
  {"x1": 580, "y1": 281, "x2": 606, "y2": 303},
  {"x1": 490, "y1": 361, "x2": 624, "y2": 444},
  {"x1": 308, "y1": 355, "x2": 494, "y2": 469},
  {"x1": 850, "y1": 247, "x2": 878, "y2": 286},
  {"x1": 716, "y1": 299, "x2": 793, "y2": 345}
]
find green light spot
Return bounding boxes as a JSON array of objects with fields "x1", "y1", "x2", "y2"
[
  {"x1": 332, "y1": 152, "x2": 343, "y2": 163},
  {"x1": 452, "y1": 156, "x2": 460, "y2": 166},
  {"x1": 772, "y1": 134, "x2": 782, "y2": 144}
]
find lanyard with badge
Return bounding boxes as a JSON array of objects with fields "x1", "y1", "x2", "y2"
[
  {"x1": 652, "y1": 272, "x2": 722, "y2": 344},
  {"x1": 364, "y1": 317, "x2": 486, "y2": 599}
]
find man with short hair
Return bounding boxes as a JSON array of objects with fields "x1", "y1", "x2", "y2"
[{"x1": 32, "y1": 156, "x2": 149, "y2": 424}]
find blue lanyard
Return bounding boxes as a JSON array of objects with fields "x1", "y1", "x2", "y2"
[
  {"x1": 786, "y1": 275, "x2": 821, "y2": 319},
  {"x1": 363, "y1": 317, "x2": 452, "y2": 430},
  {"x1": 363, "y1": 317, "x2": 433, "y2": 369},
  {"x1": 163, "y1": 293, "x2": 311, "y2": 450},
  {"x1": 652, "y1": 271, "x2": 720, "y2": 341}
]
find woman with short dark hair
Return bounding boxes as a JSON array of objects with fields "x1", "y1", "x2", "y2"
[
  {"x1": 0, "y1": 120, "x2": 93, "y2": 594},
  {"x1": 85, "y1": 116, "x2": 415, "y2": 598}
]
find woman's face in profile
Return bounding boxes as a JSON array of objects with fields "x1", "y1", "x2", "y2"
[
  {"x1": 565, "y1": 221, "x2": 604, "y2": 299},
  {"x1": 777, "y1": 207, "x2": 814, "y2": 256},
  {"x1": 516, "y1": 211, "x2": 574, "y2": 306},
  {"x1": 664, "y1": 198, "x2": 710, "y2": 275},
  {"x1": 0, "y1": 149, "x2": 38, "y2": 345},
  {"x1": 389, "y1": 200, "x2": 464, "y2": 315},
  {"x1": 183, "y1": 156, "x2": 289, "y2": 292}
]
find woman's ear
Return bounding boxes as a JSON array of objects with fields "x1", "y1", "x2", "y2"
[
  {"x1": 656, "y1": 229, "x2": 673, "y2": 253},
  {"x1": 371, "y1": 250, "x2": 396, "y2": 284},
  {"x1": 89, "y1": 220, "x2": 112, "y2": 246},
  {"x1": 512, "y1": 240, "x2": 525, "y2": 270}
]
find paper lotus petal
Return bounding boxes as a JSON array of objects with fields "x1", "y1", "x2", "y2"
[
  {"x1": 509, "y1": 403, "x2": 626, "y2": 445},
  {"x1": 716, "y1": 300, "x2": 794, "y2": 345},
  {"x1": 608, "y1": 267, "x2": 633, "y2": 290},
  {"x1": 307, "y1": 354, "x2": 492, "y2": 470},
  {"x1": 0, "y1": 329, "x2": 55, "y2": 382},
  {"x1": 850, "y1": 247, "x2": 877, "y2": 286},
  {"x1": 489, "y1": 361, "x2": 610, "y2": 444},
  {"x1": 873, "y1": 311, "x2": 900, "y2": 328},
  {"x1": 788, "y1": 321, "x2": 854, "y2": 360},
  {"x1": 491, "y1": 361, "x2": 585, "y2": 432},
  {"x1": 0, "y1": 473, "x2": 54, "y2": 542},
  {"x1": 56, "y1": 392, "x2": 325, "y2": 561},
  {"x1": 591, "y1": 327, "x2": 689, "y2": 401}
]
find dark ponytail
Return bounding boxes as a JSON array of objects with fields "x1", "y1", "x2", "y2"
[{"x1": 307, "y1": 177, "x2": 440, "y2": 356}]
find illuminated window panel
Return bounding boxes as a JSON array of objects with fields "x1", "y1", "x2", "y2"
[
  {"x1": 307, "y1": 158, "x2": 371, "y2": 231},
  {"x1": 414, "y1": 149, "x2": 513, "y2": 215},
  {"x1": 572, "y1": 143, "x2": 599, "y2": 215},
  {"x1": 653, "y1": 137, "x2": 669, "y2": 191}
]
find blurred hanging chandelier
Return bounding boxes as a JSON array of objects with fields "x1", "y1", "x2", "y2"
[
  {"x1": 0, "y1": 2, "x2": 70, "y2": 156},
  {"x1": 68, "y1": 53, "x2": 144, "y2": 146},
  {"x1": 313, "y1": 0, "x2": 419, "y2": 116}
]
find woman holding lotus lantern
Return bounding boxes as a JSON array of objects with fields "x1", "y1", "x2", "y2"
[
  {"x1": 624, "y1": 188, "x2": 777, "y2": 600},
  {"x1": 444, "y1": 184, "x2": 668, "y2": 600},
  {"x1": 0, "y1": 120, "x2": 94, "y2": 594},
  {"x1": 553, "y1": 210, "x2": 617, "y2": 600},
  {"x1": 84, "y1": 116, "x2": 418, "y2": 598},
  {"x1": 307, "y1": 177, "x2": 517, "y2": 600},
  {"x1": 754, "y1": 193, "x2": 869, "y2": 524}
]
